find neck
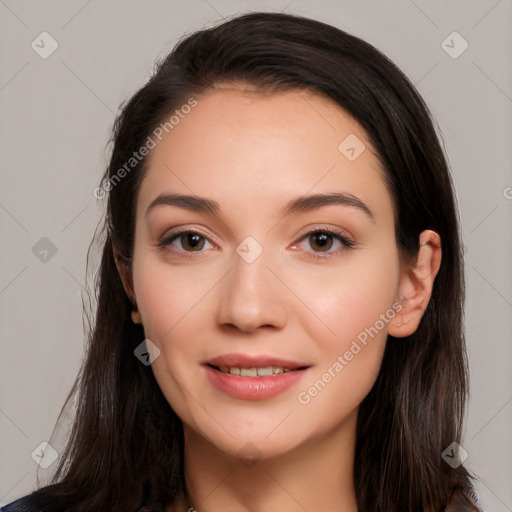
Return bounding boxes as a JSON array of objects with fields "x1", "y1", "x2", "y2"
[{"x1": 180, "y1": 410, "x2": 359, "y2": 512}]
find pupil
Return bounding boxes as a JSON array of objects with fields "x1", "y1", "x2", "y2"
[
  {"x1": 310, "y1": 233, "x2": 332, "y2": 252},
  {"x1": 183, "y1": 233, "x2": 204, "y2": 251}
]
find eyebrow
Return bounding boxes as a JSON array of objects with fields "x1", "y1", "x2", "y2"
[{"x1": 145, "y1": 192, "x2": 375, "y2": 222}]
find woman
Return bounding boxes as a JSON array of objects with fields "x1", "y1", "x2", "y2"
[{"x1": 2, "y1": 11, "x2": 481, "y2": 512}]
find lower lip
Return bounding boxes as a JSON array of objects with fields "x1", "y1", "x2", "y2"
[{"x1": 203, "y1": 365, "x2": 308, "y2": 400}]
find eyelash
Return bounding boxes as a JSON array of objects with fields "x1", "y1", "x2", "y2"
[{"x1": 156, "y1": 228, "x2": 355, "y2": 260}]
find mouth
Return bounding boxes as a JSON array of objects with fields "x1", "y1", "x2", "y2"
[
  {"x1": 203, "y1": 354, "x2": 311, "y2": 400},
  {"x1": 207, "y1": 363, "x2": 309, "y2": 377}
]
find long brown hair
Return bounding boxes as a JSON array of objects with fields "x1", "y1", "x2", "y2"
[{"x1": 31, "y1": 12, "x2": 475, "y2": 512}]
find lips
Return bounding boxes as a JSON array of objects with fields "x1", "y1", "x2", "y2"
[
  {"x1": 202, "y1": 353, "x2": 311, "y2": 400},
  {"x1": 206, "y1": 353, "x2": 309, "y2": 371},
  {"x1": 211, "y1": 365, "x2": 296, "y2": 377}
]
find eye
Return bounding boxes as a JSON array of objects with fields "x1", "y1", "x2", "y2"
[
  {"x1": 156, "y1": 227, "x2": 354, "y2": 259},
  {"x1": 291, "y1": 229, "x2": 354, "y2": 258},
  {"x1": 157, "y1": 230, "x2": 214, "y2": 253}
]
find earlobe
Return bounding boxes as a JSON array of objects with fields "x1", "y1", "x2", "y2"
[
  {"x1": 388, "y1": 230, "x2": 442, "y2": 338},
  {"x1": 130, "y1": 310, "x2": 142, "y2": 324}
]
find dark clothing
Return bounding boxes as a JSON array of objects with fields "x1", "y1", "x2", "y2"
[{"x1": 1, "y1": 481, "x2": 482, "y2": 511}]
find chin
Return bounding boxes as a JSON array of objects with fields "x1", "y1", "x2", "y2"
[{"x1": 186, "y1": 415, "x2": 306, "y2": 461}]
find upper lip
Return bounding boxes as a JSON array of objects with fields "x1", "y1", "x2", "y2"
[{"x1": 205, "y1": 353, "x2": 310, "y2": 370}]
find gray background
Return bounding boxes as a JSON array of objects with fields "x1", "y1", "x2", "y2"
[{"x1": 1, "y1": 0, "x2": 511, "y2": 510}]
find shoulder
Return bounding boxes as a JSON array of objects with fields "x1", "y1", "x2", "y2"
[
  {"x1": 444, "y1": 486, "x2": 483, "y2": 512},
  {"x1": 1, "y1": 489, "x2": 45, "y2": 512},
  {"x1": 1, "y1": 481, "x2": 152, "y2": 512}
]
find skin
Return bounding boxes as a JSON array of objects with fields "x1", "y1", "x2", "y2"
[{"x1": 115, "y1": 87, "x2": 441, "y2": 512}]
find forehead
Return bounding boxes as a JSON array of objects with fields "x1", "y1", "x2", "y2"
[{"x1": 137, "y1": 88, "x2": 393, "y2": 225}]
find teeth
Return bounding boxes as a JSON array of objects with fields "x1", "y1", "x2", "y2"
[{"x1": 216, "y1": 365, "x2": 293, "y2": 376}]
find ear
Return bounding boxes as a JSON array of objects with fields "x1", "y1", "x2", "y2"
[
  {"x1": 112, "y1": 243, "x2": 136, "y2": 305},
  {"x1": 388, "y1": 230, "x2": 442, "y2": 338}
]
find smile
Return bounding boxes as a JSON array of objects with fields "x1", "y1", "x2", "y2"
[
  {"x1": 210, "y1": 364, "x2": 299, "y2": 376},
  {"x1": 203, "y1": 356, "x2": 311, "y2": 400}
]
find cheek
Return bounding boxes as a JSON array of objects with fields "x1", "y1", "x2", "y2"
[
  {"x1": 283, "y1": 246, "x2": 400, "y2": 352},
  {"x1": 132, "y1": 257, "x2": 215, "y2": 426},
  {"x1": 132, "y1": 252, "x2": 218, "y2": 341},
  {"x1": 131, "y1": 255, "x2": 221, "y2": 396},
  {"x1": 290, "y1": 249, "x2": 400, "y2": 418}
]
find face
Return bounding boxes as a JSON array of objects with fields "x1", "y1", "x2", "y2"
[{"x1": 130, "y1": 87, "x2": 403, "y2": 460}]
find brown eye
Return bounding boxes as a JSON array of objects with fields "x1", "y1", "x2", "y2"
[
  {"x1": 157, "y1": 230, "x2": 214, "y2": 254},
  {"x1": 179, "y1": 233, "x2": 206, "y2": 251},
  {"x1": 291, "y1": 229, "x2": 355, "y2": 259},
  {"x1": 308, "y1": 232, "x2": 333, "y2": 252}
]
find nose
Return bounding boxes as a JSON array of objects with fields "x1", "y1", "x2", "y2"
[{"x1": 216, "y1": 250, "x2": 288, "y2": 333}]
